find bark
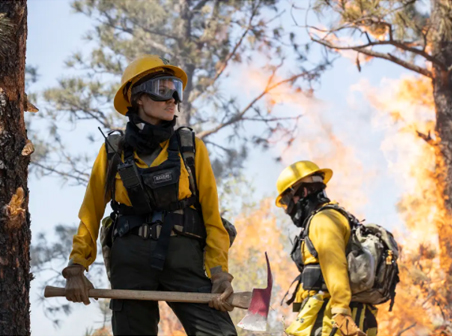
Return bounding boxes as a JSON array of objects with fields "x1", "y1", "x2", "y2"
[
  {"x1": 0, "y1": 1, "x2": 31, "y2": 335},
  {"x1": 430, "y1": 0, "x2": 452, "y2": 307}
]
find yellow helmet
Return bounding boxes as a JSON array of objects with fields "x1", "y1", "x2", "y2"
[
  {"x1": 275, "y1": 161, "x2": 333, "y2": 208},
  {"x1": 114, "y1": 55, "x2": 188, "y2": 115}
]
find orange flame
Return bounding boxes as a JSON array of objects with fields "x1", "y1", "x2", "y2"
[{"x1": 353, "y1": 75, "x2": 452, "y2": 334}]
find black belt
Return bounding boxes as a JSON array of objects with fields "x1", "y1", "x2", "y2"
[
  {"x1": 111, "y1": 195, "x2": 198, "y2": 216},
  {"x1": 114, "y1": 212, "x2": 184, "y2": 239}
]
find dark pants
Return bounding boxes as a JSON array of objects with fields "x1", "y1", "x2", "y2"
[{"x1": 109, "y1": 234, "x2": 237, "y2": 336}]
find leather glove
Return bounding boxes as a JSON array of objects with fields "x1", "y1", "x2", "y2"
[
  {"x1": 332, "y1": 314, "x2": 367, "y2": 336},
  {"x1": 209, "y1": 267, "x2": 234, "y2": 312},
  {"x1": 62, "y1": 264, "x2": 94, "y2": 305}
]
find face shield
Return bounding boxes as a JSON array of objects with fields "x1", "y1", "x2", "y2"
[{"x1": 131, "y1": 76, "x2": 184, "y2": 103}]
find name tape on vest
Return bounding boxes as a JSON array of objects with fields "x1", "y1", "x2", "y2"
[{"x1": 153, "y1": 172, "x2": 173, "y2": 184}]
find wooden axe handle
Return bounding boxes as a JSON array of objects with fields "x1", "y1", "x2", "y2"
[{"x1": 44, "y1": 286, "x2": 252, "y2": 309}]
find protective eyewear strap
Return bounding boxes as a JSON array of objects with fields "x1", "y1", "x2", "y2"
[{"x1": 132, "y1": 77, "x2": 182, "y2": 96}]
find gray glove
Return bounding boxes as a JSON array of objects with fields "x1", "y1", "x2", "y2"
[
  {"x1": 62, "y1": 264, "x2": 94, "y2": 305},
  {"x1": 209, "y1": 267, "x2": 234, "y2": 312}
]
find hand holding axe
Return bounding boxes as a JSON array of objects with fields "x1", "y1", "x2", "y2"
[{"x1": 45, "y1": 253, "x2": 273, "y2": 331}]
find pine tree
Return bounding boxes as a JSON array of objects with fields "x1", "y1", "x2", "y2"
[
  {"x1": 0, "y1": 1, "x2": 32, "y2": 335},
  {"x1": 33, "y1": 0, "x2": 324, "y2": 184}
]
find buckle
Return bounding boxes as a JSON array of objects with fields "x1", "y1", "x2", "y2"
[
  {"x1": 138, "y1": 223, "x2": 150, "y2": 239},
  {"x1": 150, "y1": 224, "x2": 162, "y2": 239}
]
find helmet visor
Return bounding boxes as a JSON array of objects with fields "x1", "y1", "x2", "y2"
[{"x1": 131, "y1": 76, "x2": 184, "y2": 102}]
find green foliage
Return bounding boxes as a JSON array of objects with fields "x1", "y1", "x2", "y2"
[
  {"x1": 306, "y1": 0, "x2": 452, "y2": 79},
  {"x1": 313, "y1": 0, "x2": 428, "y2": 42}
]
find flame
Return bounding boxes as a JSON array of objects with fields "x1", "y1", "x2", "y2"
[
  {"x1": 247, "y1": 67, "x2": 452, "y2": 334},
  {"x1": 247, "y1": 69, "x2": 375, "y2": 216},
  {"x1": 353, "y1": 75, "x2": 452, "y2": 334}
]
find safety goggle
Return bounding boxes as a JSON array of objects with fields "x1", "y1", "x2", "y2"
[
  {"x1": 131, "y1": 76, "x2": 184, "y2": 103},
  {"x1": 280, "y1": 182, "x2": 304, "y2": 209},
  {"x1": 279, "y1": 174, "x2": 324, "y2": 208}
]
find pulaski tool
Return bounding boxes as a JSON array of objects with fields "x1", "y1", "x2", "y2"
[{"x1": 45, "y1": 252, "x2": 273, "y2": 331}]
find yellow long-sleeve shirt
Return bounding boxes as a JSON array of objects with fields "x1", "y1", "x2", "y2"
[
  {"x1": 69, "y1": 136, "x2": 229, "y2": 276},
  {"x1": 297, "y1": 206, "x2": 352, "y2": 316}
]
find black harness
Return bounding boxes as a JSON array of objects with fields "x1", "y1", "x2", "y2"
[{"x1": 107, "y1": 131, "x2": 206, "y2": 271}]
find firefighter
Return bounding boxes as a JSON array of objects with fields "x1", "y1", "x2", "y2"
[
  {"x1": 61, "y1": 55, "x2": 237, "y2": 336},
  {"x1": 276, "y1": 161, "x2": 377, "y2": 336}
]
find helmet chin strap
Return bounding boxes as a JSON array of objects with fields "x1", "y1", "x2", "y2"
[{"x1": 288, "y1": 189, "x2": 330, "y2": 228}]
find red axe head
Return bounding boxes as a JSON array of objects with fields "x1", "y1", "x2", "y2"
[{"x1": 237, "y1": 252, "x2": 273, "y2": 331}]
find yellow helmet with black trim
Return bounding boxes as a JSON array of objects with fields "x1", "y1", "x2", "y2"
[
  {"x1": 114, "y1": 55, "x2": 188, "y2": 115},
  {"x1": 275, "y1": 161, "x2": 333, "y2": 208}
]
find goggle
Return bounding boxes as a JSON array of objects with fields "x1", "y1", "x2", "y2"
[
  {"x1": 280, "y1": 182, "x2": 304, "y2": 209},
  {"x1": 131, "y1": 76, "x2": 184, "y2": 103},
  {"x1": 279, "y1": 174, "x2": 324, "y2": 209}
]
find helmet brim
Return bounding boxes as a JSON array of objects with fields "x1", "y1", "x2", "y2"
[{"x1": 275, "y1": 168, "x2": 333, "y2": 208}]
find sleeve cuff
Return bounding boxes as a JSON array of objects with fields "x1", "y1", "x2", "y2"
[
  {"x1": 69, "y1": 257, "x2": 89, "y2": 272},
  {"x1": 331, "y1": 307, "x2": 351, "y2": 316}
]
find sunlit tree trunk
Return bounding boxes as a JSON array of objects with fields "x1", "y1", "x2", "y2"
[
  {"x1": 430, "y1": 0, "x2": 452, "y2": 304},
  {"x1": 0, "y1": 1, "x2": 31, "y2": 335}
]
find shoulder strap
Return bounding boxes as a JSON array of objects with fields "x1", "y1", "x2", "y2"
[
  {"x1": 303, "y1": 204, "x2": 355, "y2": 258},
  {"x1": 176, "y1": 127, "x2": 201, "y2": 209}
]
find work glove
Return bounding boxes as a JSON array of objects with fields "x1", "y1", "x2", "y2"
[
  {"x1": 62, "y1": 264, "x2": 94, "y2": 305},
  {"x1": 209, "y1": 267, "x2": 234, "y2": 312},
  {"x1": 332, "y1": 313, "x2": 367, "y2": 336}
]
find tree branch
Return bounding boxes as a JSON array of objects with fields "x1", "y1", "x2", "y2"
[
  {"x1": 30, "y1": 161, "x2": 89, "y2": 185},
  {"x1": 312, "y1": 38, "x2": 433, "y2": 78},
  {"x1": 197, "y1": 71, "x2": 313, "y2": 139},
  {"x1": 192, "y1": 0, "x2": 209, "y2": 12},
  {"x1": 355, "y1": 48, "x2": 433, "y2": 78},
  {"x1": 311, "y1": 35, "x2": 444, "y2": 69},
  {"x1": 397, "y1": 323, "x2": 417, "y2": 336},
  {"x1": 205, "y1": 1, "x2": 261, "y2": 86}
]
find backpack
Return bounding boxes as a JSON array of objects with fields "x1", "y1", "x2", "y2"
[{"x1": 302, "y1": 204, "x2": 400, "y2": 310}]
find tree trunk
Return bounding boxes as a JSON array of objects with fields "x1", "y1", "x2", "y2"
[
  {"x1": 0, "y1": 1, "x2": 31, "y2": 335},
  {"x1": 431, "y1": 0, "x2": 452, "y2": 308}
]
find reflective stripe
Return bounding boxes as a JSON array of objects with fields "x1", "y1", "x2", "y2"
[
  {"x1": 351, "y1": 307, "x2": 358, "y2": 321},
  {"x1": 359, "y1": 305, "x2": 366, "y2": 330}
]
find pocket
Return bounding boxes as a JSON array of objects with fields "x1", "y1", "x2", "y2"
[
  {"x1": 110, "y1": 299, "x2": 134, "y2": 335},
  {"x1": 290, "y1": 236, "x2": 304, "y2": 273},
  {"x1": 302, "y1": 264, "x2": 324, "y2": 291},
  {"x1": 142, "y1": 166, "x2": 180, "y2": 208},
  {"x1": 110, "y1": 299, "x2": 123, "y2": 311},
  {"x1": 285, "y1": 295, "x2": 325, "y2": 336}
]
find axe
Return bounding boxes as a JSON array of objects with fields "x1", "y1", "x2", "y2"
[{"x1": 44, "y1": 252, "x2": 273, "y2": 331}]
